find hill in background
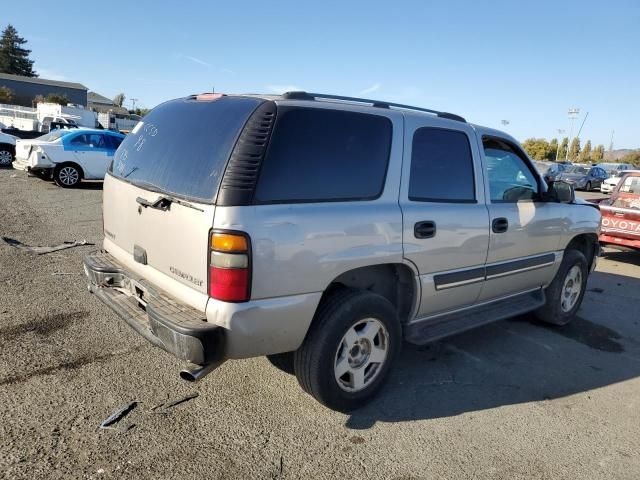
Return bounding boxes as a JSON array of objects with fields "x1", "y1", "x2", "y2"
[{"x1": 604, "y1": 148, "x2": 640, "y2": 161}]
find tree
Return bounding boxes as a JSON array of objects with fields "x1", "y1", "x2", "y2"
[
  {"x1": 620, "y1": 151, "x2": 640, "y2": 167},
  {"x1": 128, "y1": 107, "x2": 150, "y2": 117},
  {"x1": 0, "y1": 24, "x2": 36, "y2": 77},
  {"x1": 522, "y1": 138, "x2": 552, "y2": 160},
  {"x1": 32, "y1": 94, "x2": 44, "y2": 106},
  {"x1": 113, "y1": 93, "x2": 125, "y2": 107},
  {"x1": 0, "y1": 86, "x2": 14, "y2": 103},
  {"x1": 549, "y1": 138, "x2": 558, "y2": 161},
  {"x1": 568, "y1": 138, "x2": 581, "y2": 161},
  {"x1": 44, "y1": 93, "x2": 70, "y2": 105},
  {"x1": 558, "y1": 137, "x2": 569, "y2": 161},
  {"x1": 591, "y1": 144, "x2": 605, "y2": 163},
  {"x1": 578, "y1": 140, "x2": 592, "y2": 163}
]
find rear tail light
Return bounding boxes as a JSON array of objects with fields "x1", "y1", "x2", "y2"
[{"x1": 208, "y1": 231, "x2": 251, "y2": 302}]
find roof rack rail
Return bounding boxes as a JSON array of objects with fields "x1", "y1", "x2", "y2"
[{"x1": 280, "y1": 91, "x2": 466, "y2": 122}]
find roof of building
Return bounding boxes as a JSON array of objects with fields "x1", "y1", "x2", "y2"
[
  {"x1": 87, "y1": 91, "x2": 115, "y2": 105},
  {"x1": 0, "y1": 72, "x2": 88, "y2": 91}
]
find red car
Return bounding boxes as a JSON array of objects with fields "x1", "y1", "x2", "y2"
[{"x1": 598, "y1": 171, "x2": 640, "y2": 250}]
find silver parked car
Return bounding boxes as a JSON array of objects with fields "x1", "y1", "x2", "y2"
[
  {"x1": 558, "y1": 165, "x2": 608, "y2": 191},
  {"x1": 84, "y1": 92, "x2": 601, "y2": 411}
]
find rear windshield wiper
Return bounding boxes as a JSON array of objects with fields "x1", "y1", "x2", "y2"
[{"x1": 136, "y1": 195, "x2": 204, "y2": 212}]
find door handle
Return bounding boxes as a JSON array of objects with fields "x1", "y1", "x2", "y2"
[
  {"x1": 414, "y1": 221, "x2": 436, "y2": 239},
  {"x1": 492, "y1": 217, "x2": 509, "y2": 233}
]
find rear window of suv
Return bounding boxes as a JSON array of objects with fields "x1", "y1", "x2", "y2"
[
  {"x1": 254, "y1": 108, "x2": 392, "y2": 203},
  {"x1": 110, "y1": 96, "x2": 261, "y2": 203}
]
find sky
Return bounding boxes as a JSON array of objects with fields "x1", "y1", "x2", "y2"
[{"x1": 7, "y1": 0, "x2": 640, "y2": 148}]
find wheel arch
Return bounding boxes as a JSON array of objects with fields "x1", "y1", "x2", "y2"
[
  {"x1": 565, "y1": 233, "x2": 599, "y2": 270},
  {"x1": 0, "y1": 142, "x2": 15, "y2": 155},
  {"x1": 55, "y1": 161, "x2": 85, "y2": 179},
  {"x1": 316, "y1": 262, "x2": 419, "y2": 325}
]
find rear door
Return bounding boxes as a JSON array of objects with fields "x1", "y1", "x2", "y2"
[
  {"x1": 479, "y1": 135, "x2": 563, "y2": 301},
  {"x1": 67, "y1": 133, "x2": 108, "y2": 178},
  {"x1": 103, "y1": 96, "x2": 262, "y2": 310},
  {"x1": 400, "y1": 117, "x2": 490, "y2": 318}
]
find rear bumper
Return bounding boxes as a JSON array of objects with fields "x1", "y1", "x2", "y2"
[
  {"x1": 600, "y1": 233, "x2": 640, "y2": 251},
  {"x1": 84, "y1": 250, "x2": 224, "y2": 365}
]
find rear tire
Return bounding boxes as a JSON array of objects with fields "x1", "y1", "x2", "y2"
[
  {"x1": 293, "y1": 289, "x2": 401, "y2": 412},
  {"x1": 54, "y1": 164, "x2": 82, "y2": 188},
  {"x1": 0, "y1": 144, "x2": 14, "y2": 166},
  {"x1": 535, "y1": 249, "x2": 588, "y2": 326}
]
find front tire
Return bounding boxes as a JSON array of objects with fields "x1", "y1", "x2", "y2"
[
  {"x1": 294, "y1": 289, "x2": 401, "y2": 412},
  {"x1": 535, "y1": 249, "x2": 588, "y2": 326},
  {"x1": 585, "y1": 181, "x2": 592, "y2": 191},
  {"x1": 54, "y1": 164, "x2": 81, "y2": 188}
]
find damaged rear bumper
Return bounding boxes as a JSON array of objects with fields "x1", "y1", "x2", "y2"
[{"x1": 83, "y1": 250, "x2": 224, "y2": 366}]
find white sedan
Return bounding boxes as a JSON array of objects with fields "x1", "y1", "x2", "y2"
[
  {"x1": 601, "y1": 170, "x2": 640, "y2": 194},
  {"x1": 13, "y1": 128, "x2": 125, "y2": 187}
]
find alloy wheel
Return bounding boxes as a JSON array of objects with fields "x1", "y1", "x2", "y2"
[
  {"x1": 560, "y1": 265, "x2": 582, "y2": 312},
  {"x1": 0, "y1": 150, "x2": 12, "y2": 165},
  {"x1": 59, "y1": 166, "x2": 79, "y2": 186},
  {"x1": 334, "y1": 318, "x2": 389, "y2": 392}
]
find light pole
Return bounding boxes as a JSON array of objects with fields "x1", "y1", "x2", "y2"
[
  {"x1": 130, "y1": 98, "x2": 138, "y2": 112},
  {"x1": 555, "y1": 128, "x2": 565, "y2": 162},
  {"x1": 501, "y1": 120, "x2": 510, "y2": 127},
  {"x1": 566, "y1": 108, "x2": 579, "y2": 161}
]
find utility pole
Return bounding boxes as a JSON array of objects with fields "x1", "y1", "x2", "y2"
[
  {"x1": 555, "y1": 128, "x2": 565, "y2": 162},
  {"x1": 566, "y1": 108, "x2": 580, "y2": 161},
  {"x1": 609, "y1": 130, "x2": 615, "y2": 152},
  {"x1": 130, "y1": 98, "x2": 138, "y2": 111},
  {"x1": 501, "y1": 120, "x2": 510, "y2": 126},
  {"x1": 576, "y1": 112, "x2": 589, "y2": 139}
]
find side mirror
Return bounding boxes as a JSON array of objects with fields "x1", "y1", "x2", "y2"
[{"x1": 548, "y1": 180, "x2": 575, "y2": 203}]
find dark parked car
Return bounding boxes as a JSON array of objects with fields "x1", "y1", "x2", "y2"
[
  {"x1": 1, "y1": 127, "x2": 43, "y2": 140},
  {"x1": 558, "y1": 165, "x2": 608, "y2": 191},
  {"x1": 541, "y1": 162, "x2": 571, "y2": 183}
]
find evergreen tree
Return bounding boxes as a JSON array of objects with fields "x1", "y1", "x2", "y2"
[
  {"x1": 558, "y1": 137, "x2": 569, "y2": 161},
  {"x1": 568, "y1": 138, "x2": 581, "y2": 161},
  {"x1": 549, "y1": 138, "x2": 558, "y2": 161},
  {"x1": 591, "y1": 144, "x2": 605, "y2": 163},
  {"x1": 0, "y1": 24, "x2": 37, "y2": 77},
  {"x1": 579, "y1": 140, "x2": 592, "y2": 163},
  {"x1": 113, "y1": 93, "x2": 125, "y2": 107}
]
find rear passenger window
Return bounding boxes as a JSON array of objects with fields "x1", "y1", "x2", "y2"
[
  {"x1": 107, "y1": 135, "x2": 123, "y2": 150},
  {"x1": 409, "y1": 128, "x2": 475, "y2": 202},
  {"x1": 70, "y1": 134, "x2": 89, "y2": 146},
  {"x1": 254, "y1": 108, "x2": 392, "y2": 203}
]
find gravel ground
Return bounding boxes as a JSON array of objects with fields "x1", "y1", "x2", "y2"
[{"x1": 1, "y1": 168, "x2": 639, "y2": 479}]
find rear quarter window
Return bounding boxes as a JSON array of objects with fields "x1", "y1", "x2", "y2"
[{"x1": 254, "y1": 108, "x2": 392, "y2": 203}]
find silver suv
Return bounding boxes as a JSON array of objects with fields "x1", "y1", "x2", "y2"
[{"x1": 84, "y1": 92, "x2": 601, "y2": 411}]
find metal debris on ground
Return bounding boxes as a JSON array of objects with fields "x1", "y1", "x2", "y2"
[
  {"x1": 2, "y1": 236, "x2": 94, "y2": 255},
  {"x1": 150, "y1": 393, "x2": 199, "y2": 413},
  {"x1": 99, "y1": 401, "x2": 138, "y2": 430}
]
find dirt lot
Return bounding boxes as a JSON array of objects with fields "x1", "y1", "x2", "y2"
[{"x1": 1, "y1": 168, "x2": 639, "y2": 480}]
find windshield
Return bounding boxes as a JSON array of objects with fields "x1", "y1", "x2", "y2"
[
  {"x1": 567, "y1": 166, "x2": 589, "y2": 175},
  {"x1": 110, "y1": 96, "x2": 261, "y2": 203},
  {"x1": 36, "y1": 130, "x2": 74, "y2": 142}
]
